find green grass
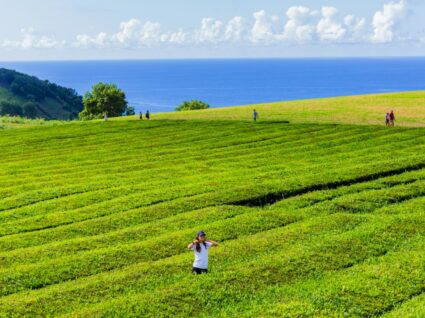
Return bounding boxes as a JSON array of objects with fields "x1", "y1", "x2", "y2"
[
  {"x1": 0, "y1": 93, "x2": 425, "y2": 317},
  {"x1": 146, "y1": 91, "x2": 425, "y2": 127}
]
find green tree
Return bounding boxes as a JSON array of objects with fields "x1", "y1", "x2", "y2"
[
  {"x1": 175, "y1": 100, "x2": 210, "y2": 111},
  {"x1": 23, "y1": 102, "x2": 39, "y2": 119},
  {"x1": 79, "y1": 83, "x2": 128, "y2": 120},
  {"x1": 126, "y1": 106, "x2": 136, "y2": 116},
  {"x1": 0, "y1": 101, "x2": 23, "y2": 116}
]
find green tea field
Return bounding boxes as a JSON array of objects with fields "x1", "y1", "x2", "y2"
[{"x1": 1, "y1": 96, "x2": 425, "y2": 316}]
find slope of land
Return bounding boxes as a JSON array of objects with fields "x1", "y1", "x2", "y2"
[
  {"x1": 150, "y1": 91, "x2": 425, "y2": 127},
  {"x1": 0, "y1": 68, "x2": 83, "y2": 120},
  {"x1": 0, "y1": 118, "x2": 424, "y2": 317}
]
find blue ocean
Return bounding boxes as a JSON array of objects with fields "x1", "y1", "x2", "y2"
[{"x1": 1, "y1": 58, "x2": 425, "y2": 113}]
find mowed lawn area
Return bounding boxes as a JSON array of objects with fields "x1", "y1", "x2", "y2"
[{"x1": 0, "y1": 94, "x2": 425, "y2": 316}]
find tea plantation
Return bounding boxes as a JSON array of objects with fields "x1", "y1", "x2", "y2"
[{"x1": 1, "y1": 104, "x2": 425, "y2": 316}]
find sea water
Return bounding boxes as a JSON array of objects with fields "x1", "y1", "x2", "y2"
[{"x1": 1, "y1": 58, "x2": 425, "y2": 113}]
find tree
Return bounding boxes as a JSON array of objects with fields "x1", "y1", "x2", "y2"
[
  {"x1": 175, "y1": 100, "x2": 210, "y2": 111},
  {"x1": 23, "y1": 102, "x2": 39, "y2": 119},
  {"x1": 0, "y1": 101, "x2": 23, "y2": 116},
  {"x1": 126, "y1": 106, "x2": 136, "y2": 116},
  {"x1": 79, "y1": 83, "x2": 128, "y2": 120}
]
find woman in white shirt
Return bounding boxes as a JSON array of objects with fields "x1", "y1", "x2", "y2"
[{"x1": 187, "y1": 230, "x2": 218, "y2": 274}]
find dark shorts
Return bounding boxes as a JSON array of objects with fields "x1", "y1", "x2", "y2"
[{"x1": 192, "y1": 267, "x2": 208, "y2": 274}]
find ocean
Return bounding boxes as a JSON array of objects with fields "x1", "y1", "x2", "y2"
[{"x1": 1, "y1": 58, "x2": 425, "y2": 113}]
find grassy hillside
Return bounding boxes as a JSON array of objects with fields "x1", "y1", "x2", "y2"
[
  {"x1": 151, "y1": 91, "x2": 425, "y2": 127},
  {"x1": 0, "y1": 117, "x2": 424, "y2": 317},
  {"x1": 0, "y1": 68, "x2": 83, "y2": 120}
]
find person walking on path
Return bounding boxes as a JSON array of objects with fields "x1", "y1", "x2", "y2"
[
  {"x1": 385, "y1": 113, "x2": 390, "y2": 126},
  {"x1": 389, "y1": 110, "x2": 395, "y2": 126},
  {"x1": 145, "y1": 110, "x2": 150, "y2": 120},
  {"x1": 187, "y1": 230, "x2": 218, "y2": 274},
  {"x1": 253, "y1": 109, "x2": 258, "y2": 122}
]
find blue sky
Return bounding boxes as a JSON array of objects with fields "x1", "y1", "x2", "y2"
[{"x1": 0, "y1": 0, "x2": 424, "y2": 60}]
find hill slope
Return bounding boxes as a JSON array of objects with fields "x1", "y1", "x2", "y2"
[
  {"x1": 0, "y1": 68, "x2": 83, "y2": 120},
  {"x1": 152, "y1": 91, "x2": 425, "y2": 127},
  {"x1": 0, "y1": 118, "x2": 424, "y2": 317}
]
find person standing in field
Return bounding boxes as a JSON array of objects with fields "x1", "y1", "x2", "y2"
[
  {"x1": 187, "y1": 230, "x2": 218, "y2": 274},
  {"x1": 389, "y1": 110, "x2": 395, "y2": 126},
  {"x1": 139, "y1": 112, "x2": 143, "y2": 120},
  {"x1": 385, "y1": 112, "x2": 390, "y2": 126},
  {"x1": 253, "y1": 109, "x2": 258, "y2": 122},
  {"x1": 145, "y1": 110, "x2": 150, "y2": 120},
  {"x1": 104, "y1": 113, "x2": 108, "y2": 121}
]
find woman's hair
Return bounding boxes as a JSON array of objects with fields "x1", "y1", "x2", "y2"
[{"x1": 195, "y1": 235, "x2": 207, "y2": 253}]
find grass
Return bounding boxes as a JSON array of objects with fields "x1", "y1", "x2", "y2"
[
  {"x1": 0, "y1": 115, "x2": 65, "y2": 129},
  {"x1": 0, "y1": 92, "x2": 425, "y2": 317},
  {"x1": 145, "y1": 91, "x2": 425, "y2": 127}
]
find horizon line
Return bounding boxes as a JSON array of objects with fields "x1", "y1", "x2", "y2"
[{"x1": 1, "y1": 55, "x2": 425, "y2": 63}]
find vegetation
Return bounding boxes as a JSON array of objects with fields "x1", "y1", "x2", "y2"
[
  {"x1": 79, "y1": 83, "x2": 129, "y2": 120},
  {"x1": 0, "y1": 107, "x2": 424, "y2": 316},
  {"x1": 176, "y1": 99, "x2": 210, "y2": 111},
  {"x1": 153, "y1": 91, "x2": 425, "y2": 127},
  {"x1": 0, "y1": 68, "x2": 83, "y2": 120}
]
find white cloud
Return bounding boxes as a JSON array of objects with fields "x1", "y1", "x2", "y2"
[
  {"x1": 76, "y1": 19, "x2": 164, "y2": 48},
  {"x1": 2, "y1": 28, "x2": 65, "y2": 49},
  {"x1": 160, "y1": 29, "x2": 187, "y2": 44},
  {"x1": 317, "y1": 7, "x2": 347, "y2": 41},
  {"x1": 344, "y1": 15, "x2": 366, "y2": 42},
  {"x1": 195, "y1": 18, "x2": 224, "y2": 43},
  {"x1": 251, "y1": 10, "x2": 276, "y2": 43},
  {"x1": 225, "y1": 16, "x2": 245, "y2": 42},
  {"x1": 75, "y1": 32, "x2": 109, "y2": 48},
  {"x1": 3, "y1": 2, "x2": 419, "y2": 52},
  {"x1": 282, "y1": 6, "x2": 316, "y2": 42},
  {"x1": 371, "y1": 0, "x2": 407, "y2": 43}
]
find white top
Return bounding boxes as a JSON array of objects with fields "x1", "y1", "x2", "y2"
[{"x1": 192, "y1": 242, "x2": 213, "y2": 269}]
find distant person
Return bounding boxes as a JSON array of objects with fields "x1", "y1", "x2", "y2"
[
  {"x1": 385, "y1": 113, "x2": 390, "y2": 126},
  {"x1": 104, "y1": 113, "x2": 108, "y2": 121},
  {"x1": 187, "y1": 230, "x2": 218, "y2": 274},
  {"x1": 139, "y1": 112, "x2": 143, "y2": 120},
  {"x1": 145, "y1": 110, "x2": 150, "y2": 120},
  {"x1": 253, "y1": 109, "x2": 258, "y2": 122},
  {"x1": 389, "y1": 110, "x2": 395, "y2": 126}
]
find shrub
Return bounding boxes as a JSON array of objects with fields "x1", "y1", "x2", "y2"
[{"x1": 175, "y1": 100, "x2": 210, "y2": 111}]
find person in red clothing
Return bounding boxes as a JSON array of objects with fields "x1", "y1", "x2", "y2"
[{"x1": 389, "y1": 110, "x2": 395, "y2": 126}]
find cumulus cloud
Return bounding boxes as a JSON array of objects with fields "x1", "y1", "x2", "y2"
[
  {"x1": 160, "y1": 29, "x2": 187, "y2": 44},
  {"x1": 344, "y1": 15, "x2": 366, "y2": 41},
  {"x1": 282, "y1": 6, "x2": 316, "y2": 42},
  {"x1": 2, "y1": 28, "x2": 65, "y2": 49},
  {"x1": 3, "y1": 1, "x2": 416, "y2": 51},
  {"x1": 251, "y1": 10, "x2": 277, "y2": 43},
  {"x1": 371, "y1": 0, "x2": 407, "y2": 43},
  {"x1": 317, "y1": 7, "x2": 347, "y2": 41},
  {"x1": 76, "y1": 19, "x2": 164, "y2": 48},
  {"x1": 225, "y1": 16, "x2": 245, "y2": 42},
  {"x1": 195, "y1": 18, "x2": 224, "y2": 43}
]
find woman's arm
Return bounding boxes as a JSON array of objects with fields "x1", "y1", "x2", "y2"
[
  {"x1": 187, "y1": 239, "x2": 199, "y2": 249},
  {"x1": 207, "y1": 240, "x2": 218, "y2": 247}
]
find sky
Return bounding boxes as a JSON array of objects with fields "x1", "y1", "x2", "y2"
[{"x1": 0, "y1": 0, "x2": 424, "y2": 61}]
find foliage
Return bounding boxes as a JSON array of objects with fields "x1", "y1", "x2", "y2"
[
  {"x1": 0, "y1": 119, "x2": 424, "y2": 316},
  {"x1": 22, "y1": 102, "x2": 39, "y2": 119},
  {"x1": 79, "y1": 83, "x2": 128, "y2": 120},
  {"x1": 0, "y1": 68, "x2": 83, "y2": 120},
  {"x1": 126, "y1": 106, "x2": 136, "y2": 116},
  {"x1": 0, "y1": 101, "x2": 23, "y2": 116},
  {"x1": 176, "y1": 100, "x2": 210, "y2": 111}
]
